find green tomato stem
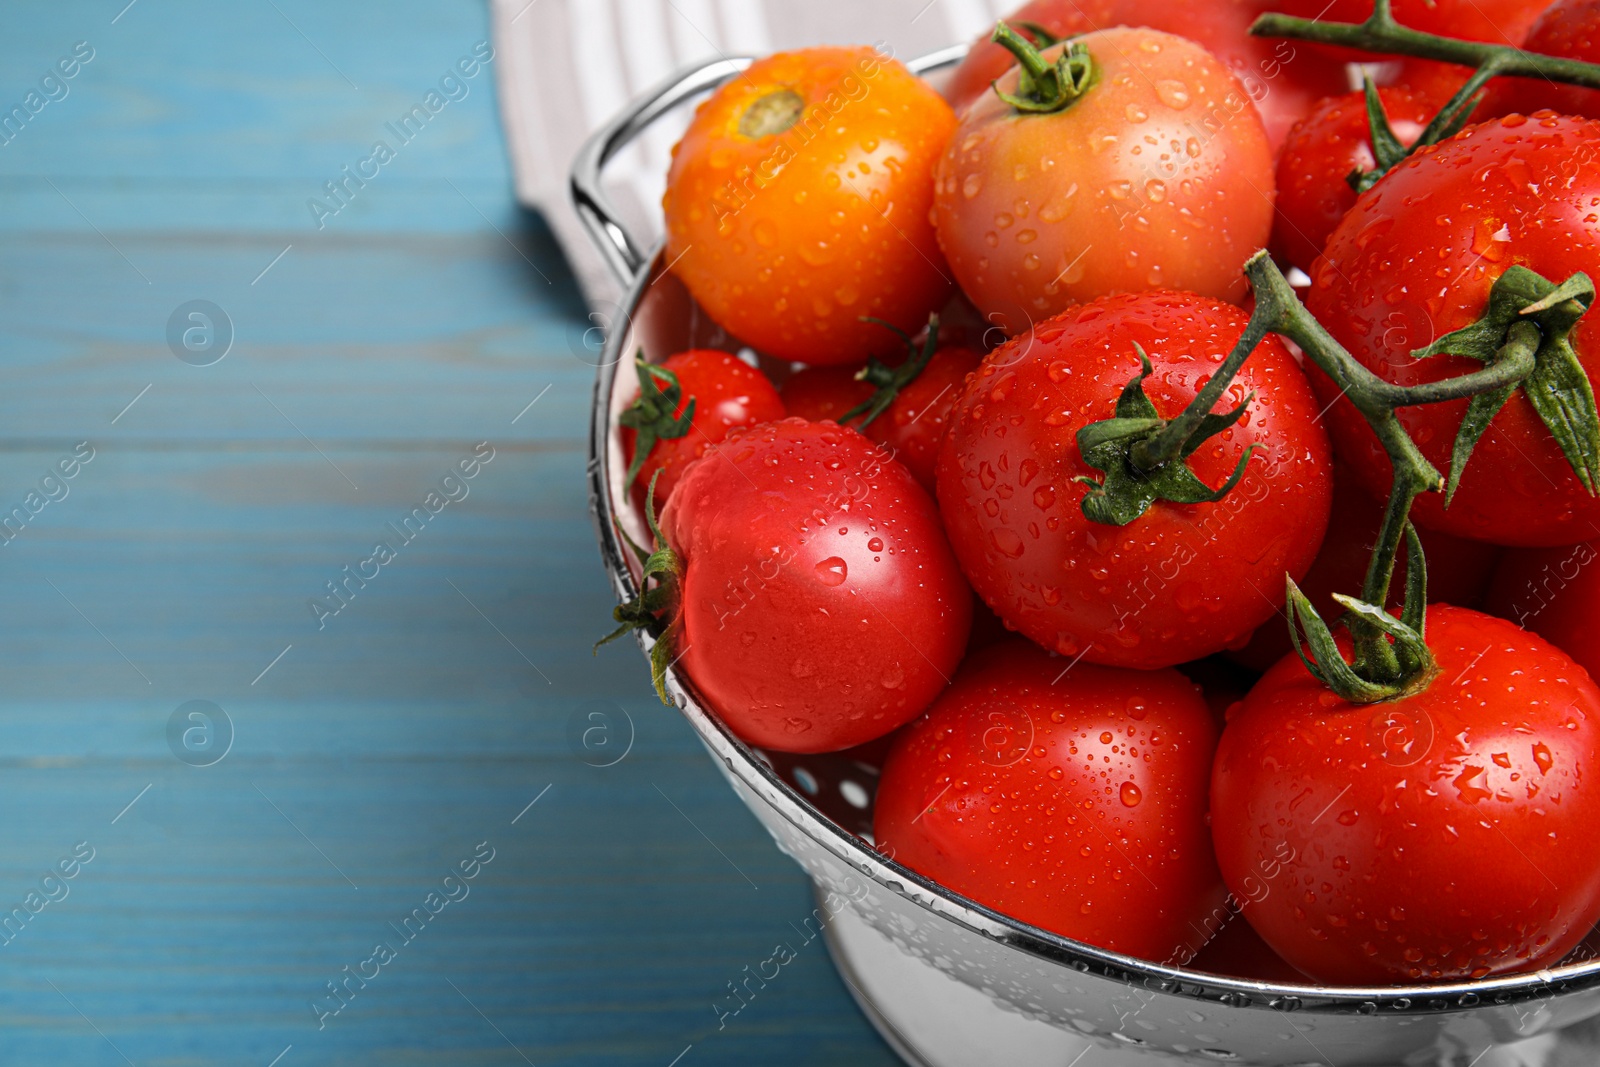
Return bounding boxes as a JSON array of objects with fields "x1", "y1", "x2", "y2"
[
  {"x1": 1252, "y1": 1, "x2": 1600, "y2": 89},
  {"x1": 989, "y1": 21, "x2": 1096, "y2": 114}
]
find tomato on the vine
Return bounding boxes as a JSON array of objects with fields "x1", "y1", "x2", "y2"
[
  {"x1": 1271, "y1": 87, "x2": 1434, "y2": 271},
  {"x1": 1306, "y1": 114, "x2": 1600, "y2": 547},
  {"x1": 620, "y1": 350, "x2": 785, "y2": 506},
  {"x1": 874, "y1": 639, "x2": 1226, "y2": 961},
  {"x1": 1483, "y1": 0, "x2": 1600, "y2": 120},
  {"x1": 659, "y1": 418, "x2": 971, "y2": 753},
  {"x1": 1274, "y1": 0, "x2": 1538, "y2": 119},
  {"x1": 1485, "y1": 537, "x2": 1600, "y2": 678},
  {"x1": 936, "y1": 290, "x2": 1333, "y2": 669},
  {"x1": 944, "y1": 0, "x2": 1348, "y2": 148},
  {"x1": 1212, "y1": 604, "x2": 1600, "y2": 984},
  {"x1": 663, "y1": 47, "x2": 954, "y2": 365},
  {"x1": 1230, "y1": 475, "x2": 1501, "y2": 671},
  {"x1": 934, "y1": 26, "x2": 1275, "y2": 335},
  {"x1": 1276, "y1": 0, "x2": 1539, "y2": 60}
]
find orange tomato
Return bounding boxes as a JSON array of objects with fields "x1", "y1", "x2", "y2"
[
  {"x1": 662, "y1": 47, "x2": 955, "y2": 366},
  {"x1": 932, "y1": 27, "x2": 1275, "y2": 336}
]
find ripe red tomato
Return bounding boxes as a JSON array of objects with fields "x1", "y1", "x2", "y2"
[
  {"x1": 1231, "y1": 475, "x2": 1501, "y2": 671},
  {"x1": 1482, "y1": 0, "x2": 1600, "y2": 120},
  {"x1": 1271, "y1": 87, "x2": 1434, "y2": 272},
  {"x1": 660, "y1": 418, "x2": 971, "y2": 753},
  {"x1": 874, "y1": 639, "x2": 1226, "y2": 961},
  {"x1": 1212, "y1": 604, "x2": 1600, "y2": 984},
  {"x1": 663, "y1": 48, "x2": 955, "y2": 365},
  {"x1": 1485, "y1": 537, "x2": 1600, "y2": 678},
  {"x1": 856, "y1": 347, "x2": 981, "y2": 491},
  {"x1": 620, "y1": 350, "x2": 785, "y2": 505},
  {"x1": 782, "y1": 365, "x2": 874, "y2": 425},
  {"x1": 1306, "y1": 114, "x2": 1600, "y2": 547},
  {"x1": 945, "y1": 1, "x2": 1347, "y2": 148},
  {"x1": 933, "y1": 27, "x2": 1276, "y2": 336},
  {"x1": 782, "y1": 346, "x2": 981, "y2": 491},
  {"x1": 936, "y1": 291, "x2": 1334, "y2": 669}
]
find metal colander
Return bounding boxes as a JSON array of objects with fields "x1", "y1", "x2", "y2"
[{"x1": 570, "y1": 46, "x2": 1600, "y2": 1067}]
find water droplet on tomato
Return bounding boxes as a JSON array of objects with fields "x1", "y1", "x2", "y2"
[
  {"x1": 1120, "y1": 782, "x2": 1142, "y2": 807},
  {"x1": 867, "y1": 537, "x2": 884, "y2": 552},
  {"x1": 1134, "y1": 66, "x2": 1176, "y2": 100},
  {"x1": 815, "y1": 557, "x2": 847, "y2": 586},
  {"x1": 990, "y1": 528, "x2": 1024, "y2": 558},
  {"x1": 1533, "y1": 743, "x2": 1554, "y2": 775},
  {"x1": 962, "y1": 173, "x2": 983, "y2": 199}
]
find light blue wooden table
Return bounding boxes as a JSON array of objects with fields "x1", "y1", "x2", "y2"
[{"x1": 0, "y1": 2, "x2": 897, "y2": 1063}]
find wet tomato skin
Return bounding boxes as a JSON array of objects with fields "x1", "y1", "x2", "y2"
[
  {"x1": 943, "y1": 0, "x2": 1348, "y2": 149},
  {"x1": 663, "y1": 48, "x2": 955, "y2": 365},
  {"x1": 936, "y1": 291, "x2": 1333, "y2": 669},
  {"x1": 874, "y1": 638, "x2": 1227, "y2": 961},
  {"x1": 1486, "y1": 538, "x2": 1600, "y2": 679},
  {"x1": 660, "y1": 418, "x2": 971, "y2": 753},
  {"x1": 933, "y1": 27, "x2": 1275, "y2": 336},
  {"x1": 1271, "y1": 87, "x2": 1433, "y2": 272},
  {"x1": 1213, "y1": 604, "x2": 1600, "y2": 984},
  {"x1": 1306, "y1": 114, "x2": 1600, "y2": 547},
  {"x1": 622, "y1": 350, "x2": 786, "y2": 507}
]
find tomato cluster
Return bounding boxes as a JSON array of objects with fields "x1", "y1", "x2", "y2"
[{"x1": 605, "y1": 0, "x2": 1600, "y2": 990}]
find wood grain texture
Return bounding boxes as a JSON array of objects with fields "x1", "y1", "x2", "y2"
[{"x1": 0, "y1": 1, "x2": 897, "y2": 1063}]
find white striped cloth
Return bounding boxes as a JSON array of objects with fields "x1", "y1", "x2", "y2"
[{"x1": 491, "y1": 0, "x2": 1022, "y2": 304}]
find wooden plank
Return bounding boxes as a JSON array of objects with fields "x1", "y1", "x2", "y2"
[{"x1": 0, "y1": 0, "x2": 899, "y2": 1060}]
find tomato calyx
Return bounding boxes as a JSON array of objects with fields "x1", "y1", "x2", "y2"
[
  {"x1": 1128, "y1": 252, "x2": 1589, "y2": 703},
  {"x1": 1074, "y1": 344, "x2": 1263, "y2": 526},
  {"x1": 989, "y1": 21, "x2": 1096, "y2": 115},
  {"x1": 738, "y1": 89, "x2": 806, "y2": 140},
  {"x1": 1413, "y1": 267, "x2": 1600, "y2": 502},
  {"x1": 1286, "y1": 523, "x2": 1440, "y2": 701},
  {"x1": 1347, "y1": 75, "x2": 1476, "y2": 195},
  {"x1": 619, "y1": 357, "x2": 698, "y2": 492},
  {"x1": 595, "y1": 471, "x2": 682, "y2": 704},
  {"x1": 838, "y1": 314, "x2": 941, "y2": 430},
  {"x1": 1253, "y1": 0, "x2": 1600, "y2": 95}
]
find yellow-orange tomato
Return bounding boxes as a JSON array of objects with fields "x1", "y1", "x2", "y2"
[
  {"x1": 663, "y1": 48, "x2": 956, "y2": 366},
  {"x1": 933, "y1": 28, "x2": 1275, "y2": 335}
]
